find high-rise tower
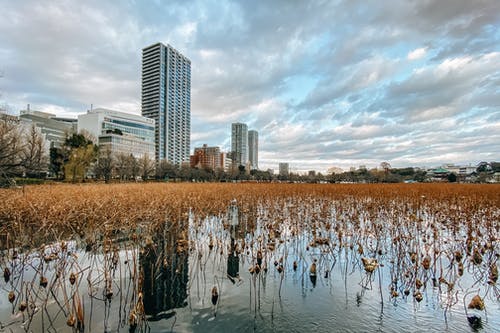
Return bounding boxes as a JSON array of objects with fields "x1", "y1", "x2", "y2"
[
  {"x1": 141, "y1": 42, "x2": 191, "y2": 164},
  {"x1": 231, "y1": 122, "x2": 248, "y2": 167},
  {"x1": 248, "y1": 130, "x2": 258, "y2": 170}
]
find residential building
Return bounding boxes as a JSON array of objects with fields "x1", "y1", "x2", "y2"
[
  {"x1": 279, "y1": 163, "x2": 289, "y2": 177},
  {"x1": 19, "y1": 108, "x2": 77, "y2": 148},
  {"x1": 77, "y1": 108, "x2": 155, "y2": 158},
  {"x1": 141, "y1": 42, "x2": 191, "y2": 164},
  {"x1": 248, "y1": 130, "x2": 258, "y2": 170},
  {"x1": 231, "y1": 122, "x2": 248, "y2": 167},
  {"x1": 190, "y1": 144, "x2": 222, "y2": 170}
]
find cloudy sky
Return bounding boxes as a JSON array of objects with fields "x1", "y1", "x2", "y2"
[{"x1": 1, "y1": 0, "x2": 499, "y2": 172}]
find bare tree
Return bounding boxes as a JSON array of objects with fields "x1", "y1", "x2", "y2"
[
  {"x1": 0, "y1": 115, "x2": 23, "y2": 185},
  {"x1": 94, "y1": 147, "x2": 115, "y2": 183},
  {"x1": 115, "y1": 152, "x2": 131, "y2": 181},
  {"x1": 156, "y1": 160, "x2": 178, "y2": 180},
  {"x1": 21, "y1": 124, "x2": 47, "y2": 177},
  {"x1": 139, "y1": 154, "x2": 155, "y2": 180}
]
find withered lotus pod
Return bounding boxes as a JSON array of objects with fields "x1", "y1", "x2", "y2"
[
  {"x1": 3, "y1": 267, "x2": 11, "y2": 283},
  {"x1": 468, "y1": 295, "x2": 485, "y2": 311},
  {"x1": 211, "y1": 286, "x2": 218, "y2": 305},
  {"x1": 40, "y1": 276, "x2": 48, "y2": 288},
  {"x1": 67, "y1": 313, "x2": 76, "y2": 327},
  {"x1": 422, "y1": 256, "x2": 431, "y2": 270},
  {"x1": 415, "y1": 279, "x2": 423, "y2": 290},
  {"x1": 8, "y1": 291, "x2": 15, "y2": 303},
  {"x1": 19, "y1": 301, "x2": 27, "y2": 312},
  {"x1": 488, "y1": 264, "x2": 498, "y2": 285}
]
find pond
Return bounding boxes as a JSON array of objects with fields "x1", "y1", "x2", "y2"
[{"x1": 0, "y1": 199, "x2": 498, "y2": 332}]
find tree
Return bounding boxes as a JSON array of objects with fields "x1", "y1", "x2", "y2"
[
  {"x1": 21, "y1": 124, "x2": 47, "y2": 177},
  {"x1": 380, "y1": 161, "x2": 391, "y2": 173},
  {"x1": 115, "y1": 153, "x2": 131, "y2": 181},
  {"x1": 139, "y1": 154, "x2": 155, "y2": 180},
  {"x1": 49, "y1": 147, "x2": 65, "y2": 179},
  {"x1": 447, "y1": 172, "x2": 457, "y2": 183},
  {"x1": 64, "y1": 144, "x2": 97, "y2": 182},
  {"x1": 129, "y1": 155, "x2": 140, "y2": 180},
  {"x1": 94, "y1": 147, "x2": 114, "y2": 183},
  {"x1": 156, "y1": 160, "x2": 178, "y2": 180},
  {"x1": 0, "y1": 115, "x2": 23, "y2": 185}
]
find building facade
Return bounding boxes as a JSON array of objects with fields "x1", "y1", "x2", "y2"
[
  {"x1": 141, "y1": 42, "x2": 191, "y2": 164},
  {"x1": 77, "y1": 108, "x2": 155, "y2": 158},
  {"x1": 279, "y1": 163, "x2": 289, "y2": 177},
  {"x1": 248, "y1": 130, "x2": 258, "y2": 170},
  {"x1": 190, "y1": 144, "x2": 223, "y2": 170},
  {"x1": 231, "y1": 122, "x2": 248, "y2": 167},
  {"x1": 19, "y1": 109, "x2": 77, "y2": 148}
]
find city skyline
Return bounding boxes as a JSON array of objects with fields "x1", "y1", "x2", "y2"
[{"x1": 0, "y1": 1, "x2": 499, "y2": 172}]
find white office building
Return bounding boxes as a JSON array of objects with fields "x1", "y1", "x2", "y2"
[
  {"x1": 78, "y1": 108, "x2": 155, "y2": 158},
  {"x1": 19, "y1": 109, "x2": 77, "y2": 148}
]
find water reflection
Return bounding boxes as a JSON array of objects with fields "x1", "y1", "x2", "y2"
[{"x1": 141, "y1": 222, "x2": 189, "y2": 319}]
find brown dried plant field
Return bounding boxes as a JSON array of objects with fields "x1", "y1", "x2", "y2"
[
  {"x1": 0, "y1": 183, "x2": 498, "y2": 251},
  {"x1": 0, "y1": 183, "x2": 498, "y2": 332}
]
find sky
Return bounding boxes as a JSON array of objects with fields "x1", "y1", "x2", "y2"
[{"x1": 1, "y1": 0, "x2": 499, "y2": 173}]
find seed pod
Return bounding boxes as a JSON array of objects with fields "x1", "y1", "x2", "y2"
[
  {"x1": 40, "y1": 276, "x2": 48, "y2": 288},
  {"x1": 414, "y1": 291, "x2": 423, "y2": 302},
  {"x1": 69, "y1": 272, "x2": 77, "y2": 285},
  {"x1": 67, "y1": 313, "x2": 76, "y2": 327},
  {"x1": 3, "y1": 267, "x2": 11, "y2": 283},
  {"x1": 488, "y1": 264, "x2": 498, "y2": 285},
  {"x1": 8, "y1": 291, "x2": 15, "y2": 303},
  {"x1": 211, "y1": 286, "x2": 218, "y2": 305},
  {"x1": 19, "y1": 301, "x2": 27, "y2": 312},
  {"x1": 472, "y1": 249, "x2": 482, "y2": 265},
  {"x1": 310, "y1": 261, "x2": 317, "y2": 275},
  {"x1": 129, "y1": 310, "x2": 137, "y2": 329},
  {"x1": 458, "y1": 262, "x2": 464, "y2": 276},
  {"x1": 415, "y1": 279, "x2": 423, "y2": 290},
  {"x1": 468, "y1": 295, "x2": 485, "y2": 311},
  {"x1": 422, "y1": 256, "x2": 431, "y2": 270},
  {"x1": 277, "y1": 264, "x2": 284, "y2": 274}
]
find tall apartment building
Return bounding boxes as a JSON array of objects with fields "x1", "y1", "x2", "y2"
[
  {"x1": 231, "y1": 122, "x2": 248, "y2": 167},
  {"x1": 248, "y1": 130, "x2": 258, "y2": 170},
  {"x1": 78, "y1": 108, "x2": 155, "y2": 158},
  {"x1": 141, "y1": 42, "x2": 191, "y2": 164}
]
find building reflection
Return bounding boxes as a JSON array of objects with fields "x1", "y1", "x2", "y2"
[{"x1": 140, "y1": 222, "x2": 189, "y2": 318}]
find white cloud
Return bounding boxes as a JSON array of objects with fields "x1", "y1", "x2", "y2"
[{"x1": 407, "y1": 47, "x2": 427, "y2": 60}]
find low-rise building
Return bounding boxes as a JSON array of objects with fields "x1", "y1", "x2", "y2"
[
  {"x1": 78, "y1": 108, "x2": 155, "y2": 158},
  {"x1": 190, "y1": 144, "x2": 223, "y2": 170},
  {"x1": 19, "y1": 108, "x2": 77, "y2": 148}
]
